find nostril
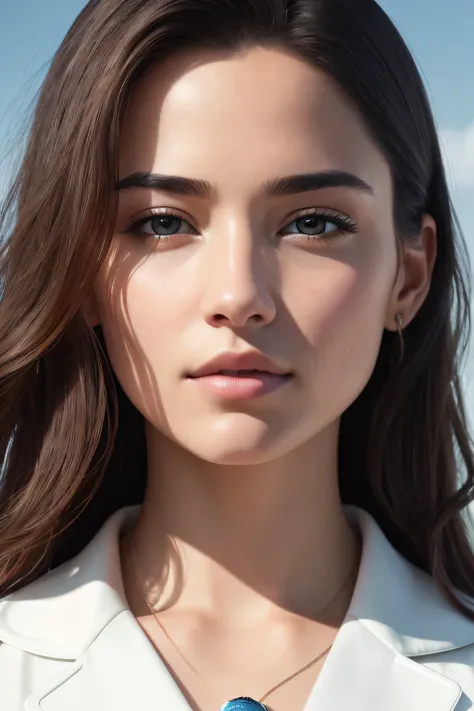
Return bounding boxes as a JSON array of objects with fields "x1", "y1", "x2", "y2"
[{"x1": 211, "y1": 312, "x2": 264, "y2": 327}]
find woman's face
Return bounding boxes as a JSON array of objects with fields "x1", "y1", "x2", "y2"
[{"x1": 91, "y1": 45, "x2": 415, "y2": 464}]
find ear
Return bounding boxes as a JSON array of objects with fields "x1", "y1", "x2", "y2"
[{"x1": 385, "y1": 213, "x2": 437, "y2": 331}]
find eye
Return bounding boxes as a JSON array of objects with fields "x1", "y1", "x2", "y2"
[
  {"x1": 123, "y1": 207, "x2": 358, "y2": 244},
  {"x1": 123, "y1": 209, "x2": 198, "y2": 239},
  {"x1": 279, "y1": 209, "x2": 358, "y2": 242}
]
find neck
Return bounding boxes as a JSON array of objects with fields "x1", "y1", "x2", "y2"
[{"x1": 123, "y1": 420, "x2": 361, "y2": 625}]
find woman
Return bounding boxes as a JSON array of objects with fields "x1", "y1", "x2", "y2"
[{"x1": 0, "y1": 0, "x2": 473, "y2": 709}]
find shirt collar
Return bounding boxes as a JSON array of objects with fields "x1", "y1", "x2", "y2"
[
  {"x1": 1, "y1": 504, "x2": 473, "y2": 659},
  {"x1": 344, "y1": 505, "x2": 474, "y2": 656}
]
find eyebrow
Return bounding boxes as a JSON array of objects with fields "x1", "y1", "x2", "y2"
[{"x1": 115, "y1": 170, "x2": 374, "y2": 198}]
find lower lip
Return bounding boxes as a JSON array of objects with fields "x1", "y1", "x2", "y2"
[{"x1": 188, "y1": 373, "x2": 293, "y2": 400}]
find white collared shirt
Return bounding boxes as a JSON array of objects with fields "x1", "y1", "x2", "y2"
[{"x1": 1, "y1": 504, "x2": 474, "y2": 710}]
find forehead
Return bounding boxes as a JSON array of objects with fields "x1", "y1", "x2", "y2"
[{"x1": 118, "y1": 46, "x2": 389, "y2": 192}]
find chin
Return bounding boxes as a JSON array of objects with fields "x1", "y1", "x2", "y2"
[
  {"x1": 187, "y1": 445, "x2": 283, "y2": 466},
  {"x1": 179, "y1": 412, "x2": 294, "y2": 465}
]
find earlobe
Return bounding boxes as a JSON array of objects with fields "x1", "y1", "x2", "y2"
[{"x1": 385, "y1": 311, "x2": 406, "y2": 333}]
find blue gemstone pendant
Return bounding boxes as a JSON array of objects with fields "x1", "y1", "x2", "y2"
[{"x1": 220, "y1": 698, "x2": 268, "y2": 711}]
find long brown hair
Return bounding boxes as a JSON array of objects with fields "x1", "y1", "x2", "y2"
[{"x1": 1, "y1": 0, "x2": 474, "y2": 618}]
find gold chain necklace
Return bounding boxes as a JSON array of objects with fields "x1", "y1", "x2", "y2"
[{"x1": 125, "y1": 540, "x2": 356, "y2": 711}]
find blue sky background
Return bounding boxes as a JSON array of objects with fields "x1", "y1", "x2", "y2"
[{"x1": 0, "y1": 0, "x2": 473, "y2": 413}]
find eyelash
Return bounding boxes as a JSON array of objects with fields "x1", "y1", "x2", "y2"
[{"x1": 123, "y1": 207, "x2": 358, "y2": 243}]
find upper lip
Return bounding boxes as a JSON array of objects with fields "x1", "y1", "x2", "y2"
[{"x1": 188, "y1": 351, "x2": 291, "y2": 378}]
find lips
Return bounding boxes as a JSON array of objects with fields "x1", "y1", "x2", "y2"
[
  {"x1": 187, "y1": 352, "x2": 291, "y2": 379},
  {"x1": 186, "y1": 354, "x2": 293, "y2": 400},
  {"x1": 215, "y1": 369, "x2": 268, "y2": 376}
]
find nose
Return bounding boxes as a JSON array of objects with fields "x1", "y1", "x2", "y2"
[{"x1": 201, "y1": 222, "x2": 276, "y2": 329}]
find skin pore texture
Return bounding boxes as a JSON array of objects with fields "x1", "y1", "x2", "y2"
[{"x1": 87, "y1": 45, "x2": 436, "y2": 710}]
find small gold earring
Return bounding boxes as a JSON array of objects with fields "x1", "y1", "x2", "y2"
[{"x1": 395, "y1": 313, "x2": 404, "y2": 333}]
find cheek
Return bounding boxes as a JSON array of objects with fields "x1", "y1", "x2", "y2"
[
  {"x1": 92, "y1": 257, "x2": 194, "y2": 411},
  {"x1": 99, "y1": 262, "x2": 191, "y2": 344},
  {"x1": 290, "y1": 254, "x2": 390, "y2": 332},
  {"x1": 288, "y1": 251, "x2": 394, "y2": 402},
  {"x1": 95, "y1": 251, "x2": 197, "y2": 417}
]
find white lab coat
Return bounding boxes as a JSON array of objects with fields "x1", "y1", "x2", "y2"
[{"x1": 1, "y1": 504, "x2": 474, "y2": 710}]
